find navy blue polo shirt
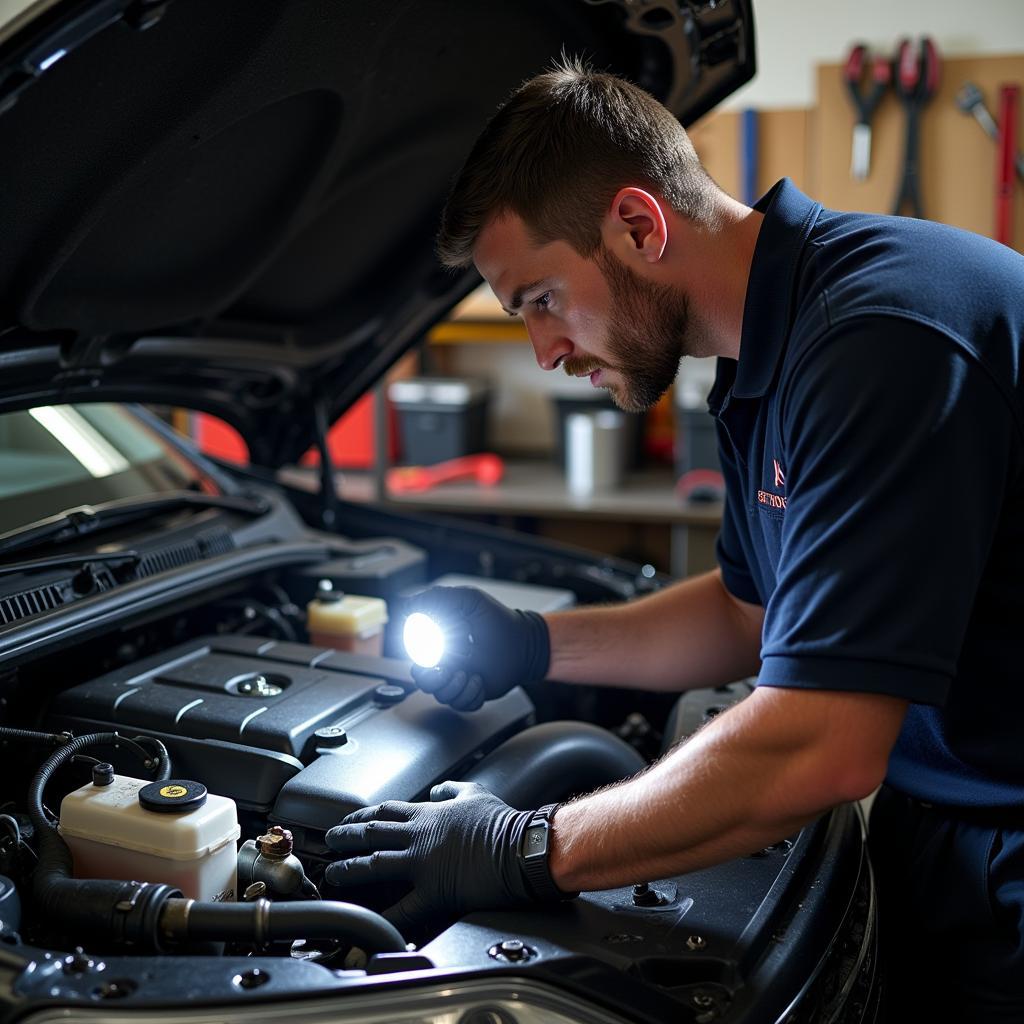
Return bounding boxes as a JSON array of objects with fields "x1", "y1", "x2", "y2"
[{"x1": 712, "y1": 179, "x2": 1024, "y2": 811}]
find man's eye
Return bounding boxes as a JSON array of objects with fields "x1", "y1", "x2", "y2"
[{"x1": 533, "y1": 292, "x2": 552, "y2": 312}]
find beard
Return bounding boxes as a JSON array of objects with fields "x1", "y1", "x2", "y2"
[{"x1": 561, "y1": 246, "x2": 701, "y2": 413}]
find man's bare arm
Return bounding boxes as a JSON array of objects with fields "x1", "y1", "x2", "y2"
[
  {"x1": 549, "y1": 686, "x2": 907, "y2": 892},
  {"x1": 545, "y1": 568, "x2": 764, "y2": 691}
]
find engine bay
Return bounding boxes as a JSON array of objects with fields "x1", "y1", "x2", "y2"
[
  {"x1": 0, "y1": 504, "x2": 875, "y2": 1023},
  {"x1": 47, "y1": 634, "x2": 538, "y2": 855}
]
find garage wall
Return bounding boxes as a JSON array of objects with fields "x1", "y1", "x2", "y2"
[
  {"x1": 723, "y1": 0, "x2": 1024, "y2": 110},
  {"x1": 438, "y1": 4, "x2": 1024, "y2": 454}
]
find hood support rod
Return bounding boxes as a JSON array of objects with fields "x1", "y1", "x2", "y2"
[{"x1": 313, "y1": 394, "x2": 340, "y2": 531}]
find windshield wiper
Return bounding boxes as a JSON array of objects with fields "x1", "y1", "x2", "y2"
[
  {"x1": 0, "y1": 550, "x2": 141, "y2": 582},
  {"x1": 0, "y1": 492, "x2": 270, "y2": 559}
]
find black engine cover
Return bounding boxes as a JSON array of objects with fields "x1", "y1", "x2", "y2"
[{"x1": 46, "y1": 635, "x2": 533, "y2": 829}]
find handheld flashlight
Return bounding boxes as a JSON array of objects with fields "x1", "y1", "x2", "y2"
[{"x1": 403, "y1": 611, "x2": 445, "y2": 668}]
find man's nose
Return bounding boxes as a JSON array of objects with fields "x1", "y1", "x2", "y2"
[{"x1": 525, "y1": 320, "x2": 573, "y2": 371}]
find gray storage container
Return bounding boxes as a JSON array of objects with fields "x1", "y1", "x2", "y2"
[
  {"x1": 388, "y1": 377, "x2": 490, "y2": 465},
  {"x1": 674, "y1": 363, "x2": 720, "y2": 476},
  {"x1": 552, "y1": 393, "x2": 644, "y2": 470}
]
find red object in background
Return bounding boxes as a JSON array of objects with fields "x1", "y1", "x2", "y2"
[
  {"x1": 193, "y1": 414, "x2": 248, "y2": 464},
  {"x1": 299, "y1": 393, "x2": 399, "y2": 470},
  {"x1": 387, "y1": 453, "x2": 504, "y2": 493},
  {"x1": 193, "y1": 393, "x2": 398, "y2": 469},
  {"x1": 676, "y1": 468, "x2": 725, "y2": 504},
  {"x1": 995, "y1": 84, "x2": 1020, "y2": 247},
  {"x1": 644, "y1": 391, "x2": 676, "y2": 464}
]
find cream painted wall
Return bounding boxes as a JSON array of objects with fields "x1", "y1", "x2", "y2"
[{"x1": 723, "y1": 0, "x2": 1024, "y2": 110}]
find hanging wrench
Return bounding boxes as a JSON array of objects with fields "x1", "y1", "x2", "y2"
[
  {"x1": 956, "y1": 81, "x2": 1024, "y2": 182},
  {"x1": 844, "y1": 43, "x2": 891, "y2": 180},
  {"x1": 892, "y1": 37, "x2": 941, "y2": 218}
]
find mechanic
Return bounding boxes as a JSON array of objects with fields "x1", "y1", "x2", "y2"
[{"x1": 325, "y1": 60, "x2": 1024, "y2": 1020}]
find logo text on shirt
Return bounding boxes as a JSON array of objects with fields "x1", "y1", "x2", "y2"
[{"x1": 758, "y1": 459, "x2": 787, "y2": 510}]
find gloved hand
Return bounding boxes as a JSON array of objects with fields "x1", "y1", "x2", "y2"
[
  {"x1": 403, "y1": 586, "x2": 550, "y2": 711},
  {"x1": 324, "y1": 781, "x2": 568, "y2": 930}
]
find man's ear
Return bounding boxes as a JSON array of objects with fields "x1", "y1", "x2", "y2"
[{"x1": 602, "y1": 188, "x2": 668, "y2": 264}]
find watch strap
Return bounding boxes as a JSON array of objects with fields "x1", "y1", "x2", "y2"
[{"x1": 520, "y1": 803, "x2": 577, "y2": 901}]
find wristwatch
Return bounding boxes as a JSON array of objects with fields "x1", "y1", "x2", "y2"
[{"x1": 519, "y1": 803, "x2": 577, "y2": 901}]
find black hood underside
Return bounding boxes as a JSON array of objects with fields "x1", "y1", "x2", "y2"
[{"x1": 0, "y1": 0, "x2": 754, "y2": 466}]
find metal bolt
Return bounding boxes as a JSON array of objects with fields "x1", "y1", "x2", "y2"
[
  {"x1": 632, "y1": 881, "x2": 667, "y2": 907},
  {"x1": 373, "y1": 683, "x2": 406, "y2": 706},
  {"x1": 244, "y1": 881, "x2": 268, "y2": 902},
  {"x1": 686, "y1": 934, "x2": 707, "y2": 951},
  {"x1": 238, "y1": 674, "x2": 283, "y2": 697},
  {"x1": 488, "y1": 938, "x2": 535, "y2": 962},
  {"x1": 314, "y1": 725, "x2": 348, "y2": 747},
  {"x1": 693, "y1": 993, "x2": 714, "y2": 1008},
  {"x1": 63, "y1": 949, "x2": 98, "y2": 975}
]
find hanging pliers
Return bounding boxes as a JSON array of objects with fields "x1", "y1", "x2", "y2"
[
  {"x1": 892, "y1": 37, "x2": 941, "y2": 217},
  {"x1": 844, "y1": 43, "x2": 891, "y2": 180}
]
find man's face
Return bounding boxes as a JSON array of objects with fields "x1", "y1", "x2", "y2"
[{"x1": 473, "y1": 213, "x2": 693, "y2": 413}]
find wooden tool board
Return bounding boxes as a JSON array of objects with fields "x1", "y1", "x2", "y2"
[{"x1": 690, "y1": 52, "x2": 1023, "y2": 253}]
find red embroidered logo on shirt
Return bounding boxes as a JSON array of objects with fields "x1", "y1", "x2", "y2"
[{"x1": 758, "y1": 459, "x2": 787, "y2": 511}]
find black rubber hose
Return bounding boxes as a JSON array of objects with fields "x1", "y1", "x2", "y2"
[
  {"x1": 0, "y1": 727, "x2": 70, "y2": 745},
  {"x1": 170, "y1": 898, "x2": 406, "y2": 953},
  {"x1": 465, "y1": 721, "x2": 646, "y2": 809},
  {"x1": 27, "y1": 732, "x2": 178, "y2": 949}
]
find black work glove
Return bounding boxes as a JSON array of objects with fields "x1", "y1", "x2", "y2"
[
  {"x1": 324, "y1": 781, "x2": 567, "y2": 930},
  {"x1": 403, "y1": 586, "x2": 550, "y2": 711}
]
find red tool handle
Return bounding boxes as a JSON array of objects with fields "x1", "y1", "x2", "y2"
[
  {"x1": 921, "y1": 38, "x2": 940, "y2": 99},
  {"x1": 844, "y1": 44, "x2": 866, "y2": 84},
  {"x1": 895, "y1": 37, "x2": 940, "y2": 100},
  {"x1": 996, "y1": 84, "x2": 1019, "y2": 247},
  {"x1": 896, "y1": 38, "x2": 917, "y2": 94},
  {"x1": 872, "y1": 54, "x2": 892, "y2": 88},
  {"x1": 387, "y1": 453, "x2": 504, "y2": 493}
]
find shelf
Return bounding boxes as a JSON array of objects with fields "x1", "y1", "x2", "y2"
[
  {"x1": 285, "y1": 460, "x2": 721, "y2": 527},
  {"x1": 428, "y1": 320, "x2": 527, "y2": 344},
  {"x1": 428, "y1": 284, "x2": 527, "y2": 344}
]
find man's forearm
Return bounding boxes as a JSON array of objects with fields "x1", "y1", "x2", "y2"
[
  {"x1": 544, "y1": 569, "x2": 763, "y2": 691},
  {"x1": 548, "y1": 686, "x2": 907, "y2": 892}
]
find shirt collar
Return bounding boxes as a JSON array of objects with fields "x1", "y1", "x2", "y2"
[{"x1": 732, "y1": 178, "x2": 822, "y2": 399}]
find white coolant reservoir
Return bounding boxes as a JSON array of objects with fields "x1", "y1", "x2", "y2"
[
  {"x1": 307, "y1": 580, "x2": 388, "y2": 655},
  {"x1": 58, "y1": 772, "x2": 240, "y2": 901}
]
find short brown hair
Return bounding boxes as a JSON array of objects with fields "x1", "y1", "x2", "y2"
[{"x1": 436, "y1": 57, "x2": 717, "y2": 268}]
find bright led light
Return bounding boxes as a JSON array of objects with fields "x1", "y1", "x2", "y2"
[{"x1": 404, "y1": 612, "x2": 445, "y2": 668}]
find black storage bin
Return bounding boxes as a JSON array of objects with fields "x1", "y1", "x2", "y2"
[
  {"x1": 388, "y1": 378, "x2": 490, "y2": 465},
  {"x1": 674, "y1": 367, "x2": 721, "y2": 477},
  {"x1": 676, "y1": 408, "x2": 720, "y2": 475}
]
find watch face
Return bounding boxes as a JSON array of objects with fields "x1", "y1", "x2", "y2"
[{"x1": 524, "y1": 823, "x2": 549, "y2": 858}]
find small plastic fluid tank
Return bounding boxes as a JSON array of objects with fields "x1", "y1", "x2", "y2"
[
  {"x1": 307, "y1": 582, "x2": 388, "y2": 655},
  {"x1": 58, "y1": 772, "x2": 240, "y2": 901}
]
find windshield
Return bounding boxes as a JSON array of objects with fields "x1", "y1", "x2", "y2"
[{"x1": 0, "y1": 404, "x2": 218, "y2": 535}]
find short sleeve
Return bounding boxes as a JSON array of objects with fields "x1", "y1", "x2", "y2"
[{"x1": 758, "y1": 316, "x2": 1017, "y2": 705}]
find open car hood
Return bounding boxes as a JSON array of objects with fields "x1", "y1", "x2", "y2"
[{"x1": 0, "y1": 0, "x2": 754, "y2": 467}]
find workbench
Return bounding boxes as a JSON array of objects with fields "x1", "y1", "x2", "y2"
[{"x1": 298, "y1": 459, "x2": 722, "y2": 579}]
